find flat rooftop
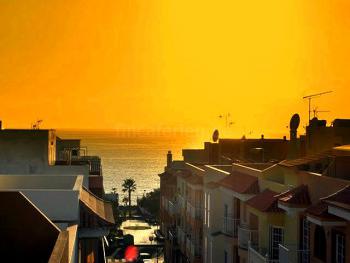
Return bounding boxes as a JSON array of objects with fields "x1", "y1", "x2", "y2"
[
  {"x1": 205, "y1": 165, "x2": 231, "y2": 175},
  {"x1": 0, "y1": 175, "x2": 82, "y2": 190}
]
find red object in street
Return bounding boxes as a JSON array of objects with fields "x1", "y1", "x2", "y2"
[{"x1": 124, "y1": 245, "x2": 139, "y2": 262}]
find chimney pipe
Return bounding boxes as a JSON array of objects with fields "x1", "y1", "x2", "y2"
[{"x1": 167, "y1": 150, "x2": 172, "y2": 167}]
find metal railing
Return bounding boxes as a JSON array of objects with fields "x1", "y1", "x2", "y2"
[
  {"x1": 168, "y1": 228, "x2": 176, "y2": 241},
  {"x1": 168, "y1": 200, "x2": 176, "y2": 216},
  {"x1": 177, "y1": 195, "x2": 185, "y2": 209},
  {"x1": 279, "y1": 244, "x2": 309, "y2": 263},
  {"x1": 176, "y1": 226, "x2": 185, "y2": 247},
  {"x1": 186, "y1": 237, "x2": 192, "y2": 256},
  {"x1": 248, "y1": 245, "x2": 279, "y2": 263},
  {"x1": 238, "y1": 225, "x2": 259, "y2": 249},
  {"x1": 187, "y1": 202, "x2": 203, "y2": 220},
  {"x1": 186, "y1": 201, "x2": 192, "y2": 215},
  {"x1": 222, "y1": 217, "x2": 240, "y2": 237}
]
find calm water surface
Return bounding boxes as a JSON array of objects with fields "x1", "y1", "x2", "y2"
[{"x1": 57, "y1": 130, "x2": 199, "y2": 204}]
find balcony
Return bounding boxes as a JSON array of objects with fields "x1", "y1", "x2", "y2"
[
  {"x1": 238, "y1": 224, "x2": 258, "y2": 249},
  {"x1": 186, "y1": 237, "x2": 192, "y2": 256},
  {"x1": 193, "y1": 206, "x2": 202, "y2": 220},
  {"x1": 248, "y1": 245, "x2": 279, "y2": 263},
  {"x1": 168, "y1": 227, "x2": 177, "y2": 243},
  {"x1": 187, "y1": 202, "x2": 203, "y2": 220},
  {"x1": 177, "y1": 195, "x2": 185, "y2": 209},
  {"x1": 186, "y1": 201, "x2": 192, "y2": 215},
  {"x1": 222, "y1": 217, "x2": 240, "y2": 237},
  {"x1": 189, "y1": 241, "x2": 202, "y2": 262},
  {"x1": 176, "y1": 226, "x2": 185, "y2": 247},
  {"x1": 168, "y1": 200, "x2": 176, "y2": 216},
  {"x1": 279, "y1": 244, "x2": 309, "y2": 263}
]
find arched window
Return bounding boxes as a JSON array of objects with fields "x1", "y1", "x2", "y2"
[{"x1": 314, "y1": 225, "x2": 327, "y2": 261}]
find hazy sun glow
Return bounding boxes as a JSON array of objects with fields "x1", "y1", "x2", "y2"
[{"x1": 1, "y1": 0, "x2": 350, "y2": 138}]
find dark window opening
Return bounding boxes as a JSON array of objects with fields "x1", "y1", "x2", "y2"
[{"x1": 314, "y1": 225, "x2": 326, "y2": 261}]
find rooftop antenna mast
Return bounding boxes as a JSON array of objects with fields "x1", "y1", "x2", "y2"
[
  {"x1": 312, "y1": 107, "x2": 330, "y2": 118},
  {"x1": 303, "y1": 91, "x2": 333, "y2": 124},
  {"x1": 32, "y1": 119, "x2": 43, "y2": 130},
  {"x1": 218, "y1": 113, "x2": 234, "y2": 128}
]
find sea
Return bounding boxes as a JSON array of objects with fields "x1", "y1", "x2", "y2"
[{"x1": 57, "y1": 130, "x2": 200, "y2": 204}]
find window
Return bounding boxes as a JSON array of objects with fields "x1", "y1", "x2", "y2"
[
  {"x1": 204, "y1": 192, "x2": 207, "y2": 225},
  {"x1": 224, "y1": 250, "x2": 228, "y2": 263},
  {"x1": 207, "y1": 193, "x2": 211, "y2": 228},
  {"x1": 269, "y1": 226, "x2": 284, "y2": 260},
  {"x1": 335, "y1": 233, "x2": 345, "y2": 263},
  {"x1": 242, "y1": 203, "x2": 246, "y2": 222},
  {"x1": 301, "y1": 218, "x2": 310, "y2": 263},
  {"x1": 224, "y1": 204, "x2": 228, "y2": 233},
  {"x1": 314, "y1": 225, "x2": 326, "y2": 261},
  {"x1": 204, "y1": 236, "x2": 207, "y2": 263}
]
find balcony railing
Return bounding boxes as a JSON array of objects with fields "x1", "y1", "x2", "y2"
[
  {"x1": 248, "y1": 245, "x2": 279, "y2": 263},
  {"x1": 163, "y1": 197, "x2": 169, "y2": 212},
  {"x1": 168, "y1": 227, "x2": 176, "y2": 242},
  {"x1": 238, "y1": 224, "x2": 258, "y2": 249},
  {"x1": 279, "y1": 244, "x2": 309, "y2": 263},
  {"x1": 177, "y1": 195, "x2": 185, "y2": 209},
  {"x1": 186, "y1": 237, "x2": 192, "y2": 255},
  {"x1": 222, "y1": 217, "x2": 240, "y2": 237},
  {"x1": 194, "y1": 206, "x2": 202, "y2": 220},
  {"x1": 186, "y1": 201, "x2": 192, "y2": 215},
  {"x1": 168, "y1": 200, "x2": 176, "y2": 216},
  {"x1": 176, "y1": 226, "x2": 185, "y2": 247},
  {"x1": 187, "y1": 202, "x2": 203, "y2": 220}
]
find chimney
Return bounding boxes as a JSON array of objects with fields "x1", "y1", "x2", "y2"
[{"x1": 167, "y1": 150, "x2": 172, "y2": 167}]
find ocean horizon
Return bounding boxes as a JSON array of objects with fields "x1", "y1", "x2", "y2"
[{"x1": 57, "y1": 130, "x2": 200, "y2": 204}]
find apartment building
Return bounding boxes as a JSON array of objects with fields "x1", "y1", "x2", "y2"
[
  {"x1": 160, "y1": 118, "x2": 350, "y2": 263},
  {"x1": 0, "y1": 174, "x2": 114, "y2": 262},
  {"x1": 0, "y1": 128, "x2": 105, "y2": 197},
  {"x1": 0, "y1": 127, "x2": 115, "y2": 262}
]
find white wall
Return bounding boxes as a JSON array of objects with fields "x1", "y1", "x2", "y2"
[
  {"x1": 0, "y1": 130, "x2": 52, "y2": 173},
  {"x1": 23, "y1": 190, "x2": 80, "y2": 222}
]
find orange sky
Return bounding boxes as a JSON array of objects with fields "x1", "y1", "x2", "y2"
[{"x1": 1, "y1": 0, "x2": 350, "y2": 138}]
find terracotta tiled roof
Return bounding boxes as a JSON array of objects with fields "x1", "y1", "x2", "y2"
[
  {"x1": 206, "y1": 182, "x2": 220, "y2": 189},
  {"x1": 176, "y1": 170, "x2": 192, "y2": 178},
  {"x1": 160, "y1": 172, "x2": 177, "y2": 184},
  {"x1": 279, "y1": 151, "x2": 334, "y2": 167},
  {"x1": 158, "y1": 172, "x2": 168, "y2": 177},
  {"x1": 218, "y1": 172, "x2": 259, "y2": 194},
  {"x1": 306, "y1": 202, "x2": 328, "y2": 216},
  {"x1": 80, "y1": 187, "x2": 115, "y2": 225},
  {"x1": 321, "y1": 185, "x2": 350, "y2": 211},
  {"x1": 306, "y1": 202, "x2": 342, "y2": 221},
  {"x1": 185, "y1": 175, "x2": 203, "y2": 185},
  {"x1": 246, "y1": 189, "x2": 283, "y2": 212},
  {"x1": 277, "y1": 185, "x2": 311, "y2": 207}
]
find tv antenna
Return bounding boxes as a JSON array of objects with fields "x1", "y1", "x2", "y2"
[
  {"x1": 218, "y1": 113, "x2": 234, "y2": 128},
  {"x1": 312, "y1": 107, "x2": 330, "y2": 118},
  {"x1": 32, "y1": 120, "x2": 43, "y2": 130},
  {"x1": 303, "y1": 91, "x2": 333, "y2": 123}
]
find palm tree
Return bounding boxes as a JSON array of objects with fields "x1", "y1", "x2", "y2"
[
  {"x1": 122, "y1": 178, "x2": 136, "y2": 208},
  {"x1": 122, "y1": 196, "x2": 129, "y2": 207},
  {"x1": 122, "y1": 197, "x2": 129, "y2": 218}
]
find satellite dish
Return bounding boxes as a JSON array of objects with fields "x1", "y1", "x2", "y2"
[
  {"x1": 290, "y1": 114, "x2": 300, "y2": 130},
  {"x1": 212, "y1": 129, "x2": 219, "y2": 142}
]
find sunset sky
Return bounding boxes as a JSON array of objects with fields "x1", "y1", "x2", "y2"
[{"x1": 1, "y1": 0, "x2": 350, "y2": 138}]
